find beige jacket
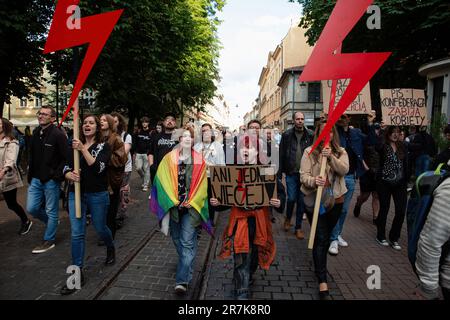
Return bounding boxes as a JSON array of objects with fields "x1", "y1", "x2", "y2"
[
  {"x1": 0, "y1": 138, "x2": 23, "y2": 192},
  {"x1": 300, "y1": 146, "x2": 349, "y2": 199}
]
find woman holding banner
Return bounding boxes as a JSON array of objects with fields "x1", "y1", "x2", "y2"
[
  {"x1": 150, "y1": 125, "x2": 213, "y2": 295},
  {"x1": 210, "y1": 134, "x2": 286, "y2": 300},
  {"x1": 60, "y1": 115, "x2": 115, "y2": 295},
  {"x1": 300, "y1": 122, "x2": 349, "y2": 300}
]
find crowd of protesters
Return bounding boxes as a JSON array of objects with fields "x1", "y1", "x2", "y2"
[{"x1": 1, "y1": 105, "x2": 450, "y2": 300}]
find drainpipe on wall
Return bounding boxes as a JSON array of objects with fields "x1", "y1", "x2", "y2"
[{"x1": 291, "y1": 70, "x2": 295, "y2": 128}]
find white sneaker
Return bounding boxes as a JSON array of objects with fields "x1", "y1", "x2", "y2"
[
  {"x1": 389, "y1": 241, "x2": 402, "y2": 251},
  {"x1": 142, "y1": 186, "x2": 148, "y2": 192},
  {"x1": 174, "y1": 284, "x2": 187, "y2": 294},
  {"x1": 376, "y1": 238, "x2": 389, "y2": 247},
  {"x1": 328, "y1": 241, "x2": 339, "y2": 255},
  {"x1": 337, "y1": 235, "x2": 348, "y2": 247}
]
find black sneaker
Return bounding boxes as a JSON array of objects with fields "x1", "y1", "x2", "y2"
[
  {"x1": 353, "y1": 205, "x2": 361, "y2": 218},
  {"x1": 19, "y1": 220, "x2": 33, "y2": 235},
  {"x1": 319, "y1": 290, "x2": 332, "y2": 300},
  {"x1": 32, "y1": 241, "x2": 55, "y2": 254}
]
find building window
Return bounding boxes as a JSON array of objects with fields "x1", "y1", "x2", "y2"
[
  {"x1": 20, "y1": 98, "x2": 27, "y2": 107},
  {"x1": 431, "y1": 76, "x2": 444, "y2": 120},
  {"x1": 35, "y1": 96, "x2": 42, "y2": 108},
  {"x1": 308, "y1": 82, "x2": 321, "y2": 103}
]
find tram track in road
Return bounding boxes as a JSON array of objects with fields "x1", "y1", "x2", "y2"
[{"x1": 91, "y1": 228, "x2": 159, "y2": 300}]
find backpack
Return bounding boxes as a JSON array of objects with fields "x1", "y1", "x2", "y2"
[{"x1": 406, "y1": 163, "x2": 450, "y2": 272}]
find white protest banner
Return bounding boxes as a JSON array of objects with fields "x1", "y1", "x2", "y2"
[
  {"x1": 322, "y1": 79, "x2": 372, "y2": 114},
  {"x1": 380, "y1": 89, "x2": 427, "y2": 126},
  {"x1": 210, "y1": 165, "x2": 277, "y2": 207}
]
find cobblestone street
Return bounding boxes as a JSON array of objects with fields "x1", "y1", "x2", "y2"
[{"x1": 0, "y1": 173, "x2": 420, "y2": 300}]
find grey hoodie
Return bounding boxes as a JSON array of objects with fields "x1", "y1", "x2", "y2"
[{"x1": 415, "y1": 177, "x2": 450, "y2": 299}]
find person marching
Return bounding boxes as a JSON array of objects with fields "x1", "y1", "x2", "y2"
[
  {"x1": 148, "y1": 113, "x2": 179, "y2": 176},
  {"x1": 100, "y1": 114, "x2": 127, "y2": 239},
  {"x1": 328, "y1": 113, "x2": 373, "y2": 255},
  {"x1": 194, "y1": 123, "x2": 225, "y2": 225},
  {"x1": 150, "y1": 125, "x2": 212, "y2": 295},
  {"x1": 210, "y1": 133, "x2": 286, "y2": 300},
  {"x1": 27, "y1": 106, "x2": 68, "y2": 254},
  {"x1": 279, "y1": 111, "x2": 314, "y2": 239},
  {"x1": 133, "y1": 117, "x2": 152, "y2": 192},
  {"x1": 60, "y1": 115, "x2": 115, "y2": 295},
  {"x1": 300, "y1": 122, "x2": 349, "y2": 300},
  {"x1": 375, "y1": 126, "x2": 409, "y2": 251},
  {"x1": 0, "y1": 118, "x2": 32, "y2": 235},
  {"x1": 111, "y1": 112, "x2": 133, "y2": 229}
]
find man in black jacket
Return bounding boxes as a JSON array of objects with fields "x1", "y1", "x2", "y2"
[
  {"x1": 27, "y1": 106, "x2": 68, "y2": 254},
  {"x1": 279, "y1": 112, "x2": 314, "y2": 239}
]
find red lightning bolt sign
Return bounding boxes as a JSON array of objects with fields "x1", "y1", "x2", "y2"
[
  {"x1": 299, "y1": 0, "x2": 391, "y2": 151},
  {"x1": 43, "y1": 0, "x2": 123, "y2": 125}
]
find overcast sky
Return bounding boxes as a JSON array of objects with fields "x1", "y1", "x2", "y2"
[{"x1": 216, "y1": 0, "x2": 302, "y2": 127}]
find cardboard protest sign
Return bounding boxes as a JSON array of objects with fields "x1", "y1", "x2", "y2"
[
  {"x1": 380, "y1": 89, "x2": 427, "y2": 126},
  {"x1": 322, "y1": 79, "x2": 372, "y2": 114},
  {"x1": 210, "y1": 165, "x2": 277, "y2": 207}
]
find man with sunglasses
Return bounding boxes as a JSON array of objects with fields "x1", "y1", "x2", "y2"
[{"x1": 27, "y1": 106, "x2": 68, "y2": 254}]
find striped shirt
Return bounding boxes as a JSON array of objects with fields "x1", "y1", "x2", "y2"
[{"x1": 416, "y1": 178, "x2": 450, "y2": 298}]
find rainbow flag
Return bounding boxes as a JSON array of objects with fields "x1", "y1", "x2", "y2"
[{"x1": 150, "y1": 149, "x2": 213, "y2": 235}]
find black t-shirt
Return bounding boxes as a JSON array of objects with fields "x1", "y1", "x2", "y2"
[
  {"x1": 149, "y1": 132, "x2": 178, "y2": 169},
  {"x1": 133, "y1": 129, "x2": 152, "y2": 154},
  {"x1": 64, "y1": 142, "x2": 111, "y2": 193}
]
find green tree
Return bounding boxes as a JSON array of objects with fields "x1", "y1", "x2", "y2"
[
  {"x1": 75, "y1": 0, "x2": 224, "y2": 130},
  {"x1": 0, "y1": 0, "x2": 54, "y2": 116}
]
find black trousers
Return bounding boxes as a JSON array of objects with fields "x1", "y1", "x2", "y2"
[
  {"x1": 306, "y1": 203, "x2": 343, "y2": 284},
  {"x1": 233, "y1": 217, "x2": 258, "y2": 299},
  {"x1": 376, "y1": 182, "x2": 407, "y2": 242},
  {"x1": 2, "y1": 188, "x2": 28, "y2": 223},
  {"x1": 107, "y1": 187, "x2": 121, "y2": 239}
]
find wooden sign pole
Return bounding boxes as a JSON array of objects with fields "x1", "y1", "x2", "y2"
[
  {"x1": 73, "y1": 98, "x2": 81, "y2": 219},
  {"x1": 308, "y1": 69, "x2": 339, "y2": 250}
]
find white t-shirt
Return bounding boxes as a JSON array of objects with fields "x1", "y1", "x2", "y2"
[
  {"x1": 193, "y1": 141, "x2": 225, "y2": 177},
  {"x1": 121, "y1": 132, "x2": 133, "y2": 173}
]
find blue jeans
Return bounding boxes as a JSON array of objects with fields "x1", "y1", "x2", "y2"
[
  {"x1": 68, "y1": 192, "x2": 113, "y2": 267},
  {"x1": 415, "y1": 154, "x2": 431, "y2": 177},
  {"x1": 330, "y1": 174, "x2": 356, "y2": 241},
  {"x1": 285, "y1": 173, "x2": 304, "y2": 229},
  {"x1": 170, "y1": 212, "x2": 199, "y2": 285},
  {"x1": 26, "y1": 178, "x2": 61, "y2": 242}
]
